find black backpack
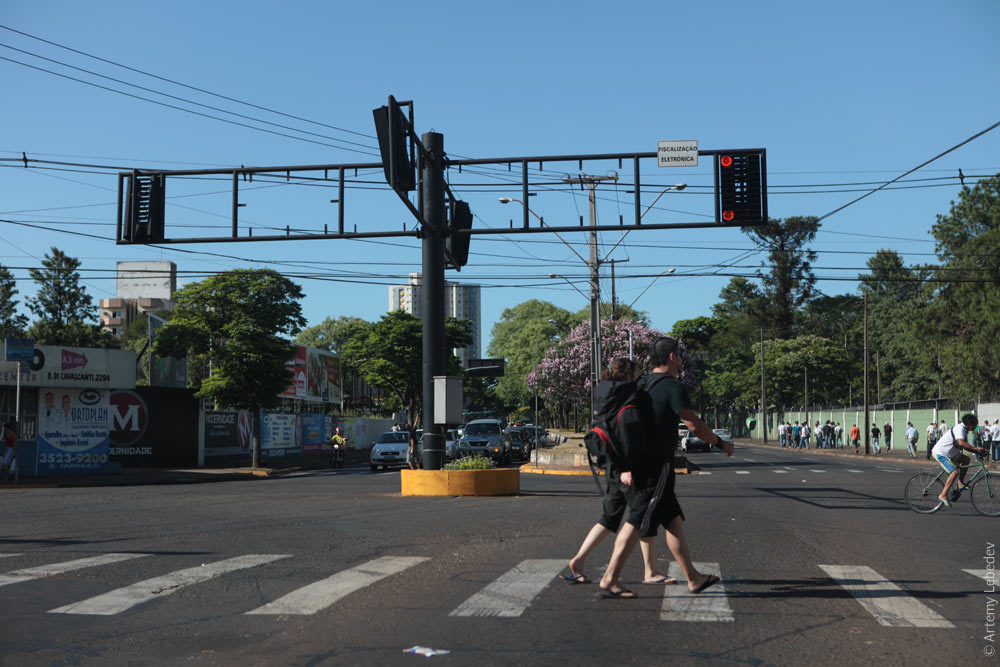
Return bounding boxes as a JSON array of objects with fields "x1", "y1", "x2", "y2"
[{"x1": 583, "y1": 376, "x2": 664, "y2": 493}]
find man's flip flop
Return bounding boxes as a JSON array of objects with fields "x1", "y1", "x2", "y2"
[
  {"x1": 691, "y1": 574, "x2": 720, "y2": 594},
  {"x1": 642, "y1": 575, "x2": 678, "y2": 585},
  {"x1": 600, "y1": 588, "x2": 637, "y2": 599},
  {"x1": 562, "y1": 573, "x2": 591, "y2": 584},
  {"x1": 937, "y1": 496, "x2": 952, "y2": 507}
]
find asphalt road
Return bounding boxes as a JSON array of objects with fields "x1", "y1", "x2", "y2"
[{"x1": 0, "y1": 445, "x2": 996, "y2": 666}]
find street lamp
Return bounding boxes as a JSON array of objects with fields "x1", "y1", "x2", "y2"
[
  {"x1": 626, "y1": 267, "x2": 676, "y2": 311},
  {"x1": 498, "y1": 197, "x2": 588, "y2": 265}
]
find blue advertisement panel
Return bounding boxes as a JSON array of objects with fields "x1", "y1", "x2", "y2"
[
  {"x1": 36, "y1": 388, "x2": 110, "y2": 474},
  {"x1": 301, "y1": 414, "x2": 327, "y2": 455}
]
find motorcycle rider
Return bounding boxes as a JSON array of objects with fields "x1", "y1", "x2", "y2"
[{"x1": 329, "y1": 426, "x2": 347, "y2": 468}]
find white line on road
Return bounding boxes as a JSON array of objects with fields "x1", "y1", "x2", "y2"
[
  {"x1": 450, "y1": 559, "x2": 565, "y2": 618},
  {"x1": 661, "y1": 562, "x2": 733, "y2": 622},
  {"x1": 877, "y1": 468, "x2": 904, "y2": 473},
  {"x1": 50, "y1": 554, "x2": 290, "y2": 615},
  {"x1": 735, "y1": 471, "x2": 750, "y2": 475},
  {"x1": 847, "y1": 470, "x2": 864, "y2": 473},
  {"x1": 773, "y1": 470, "x2": 788, "y2": 474},
  {"x1": 0, "y1": 553, "x2": 20, "y2": 559},
  {"x1": 810, "y1": 470, "x2": 827, "y2": 473},
  {"x1": 248, "y1": 556, "x2": 429, "y2": 615},
  {"x1": 819, "y1": 565, "x2": 953, "y2": 628},
  {"x1": 0, "y1": 553, "x2": 149, "y2": 589},
  {"x1": 963, "y1": 569, "x2": 996, "y2": 586}
]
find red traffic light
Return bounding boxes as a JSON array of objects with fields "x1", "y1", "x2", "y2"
[
  {"x1": 722, "y1": 210, "x2": 735, "y2": 222},
  {"x1": 720, "y1": 155, "x2": 733, "y2": 168}
]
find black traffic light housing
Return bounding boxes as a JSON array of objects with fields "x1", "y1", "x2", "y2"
[
  {"x1": 123, "y1": 172, "x2": 166, "y2": 243},
  {"x1": 372, "y1": 96, "x2": 415, "y2": 193},
  {"x1": 714, "y1": 149, "x2": 766, "y2": 225},
  {"x1": 445, "y1": 199, "x2": 473, "y2": 270}
]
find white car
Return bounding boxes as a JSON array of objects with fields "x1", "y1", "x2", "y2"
[
  {"x1": 370, "y1": 431, "x2": 410, "y2": 470},
  {"x1": 445, "y1": 429, "x2": 460, "y2": 461}
]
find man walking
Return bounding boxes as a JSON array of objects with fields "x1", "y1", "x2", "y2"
[
  {"x1": 598, "y1": 337, "x2": 733, "y2": 599},
  {"x1": 884, "y1": 421, "x2": 893, "y2": 452},
  {"x1": 850, "y1": 423, "x2": 861, "y2": 454},
  {"x1": 905, "y1": 421, "x2": 919, "y2": 458}
]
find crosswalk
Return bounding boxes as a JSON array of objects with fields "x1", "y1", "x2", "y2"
[
  {"x1": 700, "y1": 466, "x2": 904, "y2": 476},
  {"x1": 0, "y1": 551, "x2": 982, "y2": 628}
]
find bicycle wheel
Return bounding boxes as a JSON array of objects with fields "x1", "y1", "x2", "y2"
[
  {"x1": 904, "y1": 471, "x2": 945, "y2": 513},
  {"x1": 971, "y1": 473, "x2": 1000, "y2": 516}
]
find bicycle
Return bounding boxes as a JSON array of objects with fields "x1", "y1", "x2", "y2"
[{"x1": 904, "y1": 454, "x2": 1000, "y2": 516}]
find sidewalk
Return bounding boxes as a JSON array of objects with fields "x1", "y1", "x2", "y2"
[{"x1": 743, "y1": 438, "x2": 1000, "y2": 471}]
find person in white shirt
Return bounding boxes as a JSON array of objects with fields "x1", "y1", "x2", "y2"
[
  {"x1": 800, "y1": 423, "x2": 811, "y2": 449},
  {"x1": 930, "y1": 414, "x2": 985, "y2": 507},
  {"x1": 991, "y1": 420, "x2": 1000, "y2": 461},
  {"x1": 834, "y1": 423, "x2": 843, "y2": 448},
  {"x1": 904, "y1": 421, "x2": 919, "y2": 458},
  {"x1": 926, "y1": 422, "x2": 938, "y2": 460}
]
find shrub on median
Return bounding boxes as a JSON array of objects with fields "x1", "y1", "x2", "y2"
[{"x1": 443, "y1": 454, "x2": 496, "y2": 470}]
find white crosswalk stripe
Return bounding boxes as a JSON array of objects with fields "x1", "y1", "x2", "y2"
[
  {"x1": 847, "y1": 470, "x2": 864, "y2": 473},
  {"x1": 247, "y1": 556, "x2": 429, "y2": 615},
  {"x1": 49, "y1": 554, "x2": 290, "y2": 615},
  {"x1": 450, "y1": 559, "x2": 564, "y2": 618},
  {"x1": 773, "y1": 470, "x2": 788, "y2": 474},
  {"x1": 810, "y1": 470, "x2": 827, "y2": 473},
  {"x1": 963, "y1": 569, "x2": 996, "y2": 586},
  {"x1": 819, "y1": 565, "x2": 953, "y2": 628},
  {"x1": 0, "y1": 553, "x2": 20, "y2": 559},
  {"x1": 660, "y1": 562, "x2": 733, "y2": 622},
  {"x1": 735, "y1": 471, "x2": 750, "y2": 475},
  {"x1": 0, "y1": 553, "x2": 149, "y2": 588}
]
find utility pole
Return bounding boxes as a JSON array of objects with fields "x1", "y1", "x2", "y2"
[
  {"x1": 610, "y1": 259, "x2": 618, "y2": 321},
  {"x1": 562, "y1": 173, "x2": 617, "y2": 422},
  {"x1": 863, "y1": 291, "x2": 870, "y2": 455},
  {"x1": 760, "y1": 328, "x2": 767, "y2": 443}
]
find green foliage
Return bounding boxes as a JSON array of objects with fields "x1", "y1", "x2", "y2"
[
  {"x1": 0, "y1": 264, "x2": 28, "y2": 338},
  {"x1": 152, "y1": 269, "x2": 306, "y2": 466},
  {"x1": 741, "y1": 217, "x2": 819, "y2": 333},
  {"x1": 487, "y1": 300, "x2": 574, "y2": 407},
  {"x1": 340, "y1": 311, "x2": 471, "y2": 423},
  {"x1": 296, "y1": 315, "x2": 369, "y2": 353},
  {"x1": 752, "y1": 335, "x2": 851, "y2": 407},
  {"x1": 443, "y1": 454, "x2": 495, "y2": 470},
  {"x1": 26, "y1": 248, "x2": 110, "y2": 347}
]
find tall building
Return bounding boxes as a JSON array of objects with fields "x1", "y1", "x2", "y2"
[
  {"x1": 388, "y1": 273, "x2": 481, "y2": 365},
  {"x1": 100, "y1": 261, "x2": 177, "y2": 338}
]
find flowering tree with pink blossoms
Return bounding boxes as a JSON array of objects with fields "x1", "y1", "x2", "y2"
[{"x1": 526, "y1": 318, "x2": 700, "y2": 427}]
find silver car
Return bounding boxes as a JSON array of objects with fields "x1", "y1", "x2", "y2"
[
  {"x1": 445, "y1": 429, "x2": 460, "y2": 461},
  {"x1": 370, "y1": 431, "x2": 410, "y2": 470},
  {"x1": 459, "y1": 419, "x2": 509, "y2": 464}
]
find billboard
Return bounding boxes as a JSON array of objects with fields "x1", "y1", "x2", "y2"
[
  {"x1": 108, "y1": 388, "x2": 198, "y2": 467},
  {"x1": 282, "y1": 344, "x2": 341, "y2": 403},
  {"x1": 204, "y1": 411, "x2": 252, "y2": 458},
  {"x1": 0, "y1": 346, "x2": 136, "y2": 389},
  {"x1": 36, "y1": 388, "x2": 111, "y2": 475}
]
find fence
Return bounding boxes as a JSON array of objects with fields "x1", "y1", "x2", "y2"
[{"x1": 753, "y1": 400, "x2": 998, "y2": 448}]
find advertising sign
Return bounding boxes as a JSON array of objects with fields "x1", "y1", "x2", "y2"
[
  {"x1": 281, "y1": 344, "x2": 340, "y2": 403},
  {"x1": 204, "y1": 411, "x2": 252, "y2": 458},
  {"x1": 301, "y1": 413, "x2": 328, "y2": 455},
  {"x1": 4, "y1": 338, "x2": 34, "y2": 363},
  {"x1": 0, "y1": 346, "x2": 135, "y2": 389},
  {"x1": 36, "y1": 388, "x2": 111, "y2": 474},
  {"x1": 109, "y1": 388, "x2": 198, "y2": 467},
  {"x1": 260, "y1": 412, "x2": 298, "y2": 457},
  {"x1": 281, "y1": 345, "x2": 308, "y2": 399}
]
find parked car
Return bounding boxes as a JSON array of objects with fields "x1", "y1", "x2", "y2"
[
  {"x1": 504, "y1": 427, "x2": 529, "y2": 460},
  {"x1": 459, "y1": 419, "x2": 509, "y2": 464},
  {"x1": 681, "y1": 428, "x2": 732, "y2": 453},
  {"x1": 370, "y1": 431, "x2": 411, "y2": 470},
  {"x1": 445, "y1": 429, "x2": 460, "y2": 461},
  {"x1": 522, "y1": 425, "x2": 547, "y2": 448}
]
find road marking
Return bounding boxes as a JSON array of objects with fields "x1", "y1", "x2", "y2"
[
  {"x1": 818, "y1": 565, "x2": 953, "y2": 628},
  {"x1": 0, "y1": 553, "x2": 149, "y2": 589},
  {"x1": 735, "y1": 471, "x2": 750, "y2": 475},
  {"x1": 248, "y1": 556, "x2": 429, "y2": 615},
  {"x1": 50, "y1": 554, "x2": 290, "y2": 615},
  {"x1": 660, "y1": 562, "x2": 733, "y2": 622},
  {"x1": 847, "y1": 470, "x2": 864, "y2": 473},
  {"x1": 742, "y1": 458, "x2": 755, "y2": 462},
  {"x1": 773, "y1": 470, "x2": 788, "y2": 474},
  {"x1": 877, "y1": 468, "x2": 904, "y2": 473},
  {"x1": 697, "y1": 472, "x2": 712, "y2": 475},
  {"x1": 450, "y1": 559, "x2": 565, "y2": 617},
  {"x1": 810, "y1": 469, "x2": 827, "y2": 473},
  {"x1": 0, "y1": 553, "x2": 20, "y2": 559},
  {"x1": 963, "y1": 569, "x2": 996, "y2": 586}
]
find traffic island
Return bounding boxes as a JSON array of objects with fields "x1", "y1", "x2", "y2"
[{"x1": 400, "y1": 468, "x2": 520, "y2": 496}]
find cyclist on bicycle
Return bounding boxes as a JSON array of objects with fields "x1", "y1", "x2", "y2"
[{"x1": 931, "y1": 413, "x2": 987, "y2": 507}]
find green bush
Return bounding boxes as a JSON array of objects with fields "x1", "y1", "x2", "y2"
[{"x1": 443, "y1": 454, "x2": 496, "y2": 470}]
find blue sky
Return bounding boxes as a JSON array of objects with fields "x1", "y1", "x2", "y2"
[{"x1": 2, "y1": 0, "x2": 998, "y2": 349}]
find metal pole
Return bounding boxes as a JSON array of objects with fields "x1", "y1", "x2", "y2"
[
  {"x1": 760, "y1": 329, "x2": 767, "y2": 444},
  {"x1": 588, "y1": 181, "x2": 601, "y2": 422},
  {"x1": 15, "y1": 361, "x2": 21, "y2": 426},
  {"x1": 420, "y1": 132, "x2": 446, "y2": 470},
  {"x1": 863, "y1": 291, "x2": 870, "y2": 455}
]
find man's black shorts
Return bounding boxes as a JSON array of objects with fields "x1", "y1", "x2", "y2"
[{"x1": 627, "y1": 466, "x2": 684, "y2": 538}]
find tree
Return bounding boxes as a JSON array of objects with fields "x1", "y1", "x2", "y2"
[
  {"x1": 527, "y1": 318, "x2": 664, "y2": 428},
  {"x1": 487, "y1": 300, "x2": 575, "y2": 408},
  {"x1": 296, "y1": 315, "x2": 369, "y2": 353},
  {"x1": 750, "y1": 335, "x2": 851, "y2": 409},
  {"x1": 741, "y1": 217, "x2": 820, "y2": 334},
  {"x1": 340, "y1": 311, "x2": 471, "y2": 424},
  {"x1": 0, "y1": 264, "x2": 28, "y2": 338},
  {"x1": 153, "y1": 269, "x2": 306, "y2": 467},
  {"x1": 26, "y1": 247, "x2": 112, "y2": 347}
]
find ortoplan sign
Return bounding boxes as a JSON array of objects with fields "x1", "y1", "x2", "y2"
[
  {"x1": 37, "y1": 387, "x2": 111, "y2": 474},
  {"x1": 0, "y1": 345, "x2": 136, "y2": 389}
]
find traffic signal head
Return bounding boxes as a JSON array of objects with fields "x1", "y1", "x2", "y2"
[
  {"x1": 445, "y1": 200, "x2": 473, "y2": 269},
  {"x1": 372, "y1": 97, "x2": 415, "y2": 193},
  {"x1": 122, "y1": 173, "x2": 166, "y2": 243},
  {"x1": 715, "y1": 150, "x2": 766, "y2": 225}
]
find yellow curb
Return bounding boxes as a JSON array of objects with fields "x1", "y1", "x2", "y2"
[
  {"x1": 401, "y1": 468, "x2": 519, "y2": 496},
  {"x1": 519, "y1": 466, "x2": 595, "y2": 476}
]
